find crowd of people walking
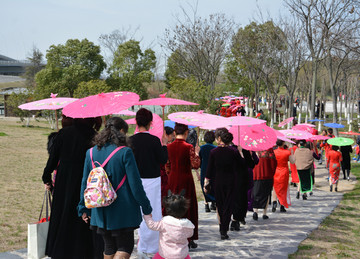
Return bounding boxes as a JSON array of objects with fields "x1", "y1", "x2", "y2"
[{"x1": 42, "y1": 108, "x2": 355, "y2": 259}]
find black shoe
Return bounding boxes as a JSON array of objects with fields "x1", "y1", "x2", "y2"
[
  {"x1": 253, "y1": 212, "x2": 258, "y2": 220},
  {"x1": 296, "y1": 192, "x2": 300, "y2": 199},
  {"x1": 205, "y1": 204, "x2": 210, "y2": 213},
  {"x1": 280, "y1": 205, "x2": 287, "y2": 213},
  {"x1": 330, "y1": 185, "x2": 333, "y2": 192},
  {"x1": 188, "y1": 240, "x2": 198, "y2": 249},
  {"x1": 309, "y1": 192, "x2": 313, "y2": 196},
  {"x1": 272, "y1": 201, "x2": 277, "y2": 212},
  {"x1": 343, "y1": 176, "x2": 347, "y2": 180},
  {"x1": 335, "y1": 187, "x2": 338, "y2": 192},
  {"x1": 230, "y1": 220, "x2": 240, "y2": 231},
  {"x1": 293, "y1": 183, "x2": 297, "y2": 187},
  {"x1": 262, "y1": 215, "x2": 269, "y2": 220},
  {"x1": 240, "y1": 219, "x2": 246, "y2": 225},
  {"x1": 220, "y1": 232, "x2": 229, "y2": 240},
  {"x1": 302, "y1": 194, "x2": 307, "y2": 200},
  {"x1": 210, "y1": 202, "x2": 216, "y2": 211}
]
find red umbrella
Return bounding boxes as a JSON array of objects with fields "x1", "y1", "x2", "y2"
[
  {"x1": 137, "y1": 93, "x2": 198, "y2": 121},
  {"x1": 230, "y1": 124, "x2": 277, "y2": 151},
  {"x1": 62, "y1": 91, "x2": 139, "y2": 118},
  {"x1": 278, "y1": 117, "x2": 294, "y2": 128},
  {"x1": 339, "y1": 131, "x2": 360, "y2": 136}
]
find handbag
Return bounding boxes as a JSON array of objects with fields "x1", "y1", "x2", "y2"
[{"x1": 28, "y1": 190, "x2": 52, "y2": 259}]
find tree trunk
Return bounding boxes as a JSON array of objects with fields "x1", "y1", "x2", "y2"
[{"x1": 310, "y1": 62, "x2": 318, "y2": 120}]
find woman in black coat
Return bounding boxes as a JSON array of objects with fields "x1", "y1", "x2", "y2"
[
  {"x1": 340, "y1": 145, "x2": 352, "y2": 180},
  {"x1": 42, "y1": 118, "x2": 100, "y2": 259}
]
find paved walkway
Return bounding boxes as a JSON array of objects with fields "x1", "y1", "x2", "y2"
[{"x1": 1, "y1": 164, "x2": 356, "y2": 259}]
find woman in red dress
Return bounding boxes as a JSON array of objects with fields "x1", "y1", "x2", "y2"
[
  {"x1": 272, "y1": 140, "x2": 295, "y2": 213},
  {"x1": 166, "y1": 123, "x2": 200, "y2": 249},
  {"x1": 326, "y1": 145, "x2": 342, "y2": 192},
  {"x1": 290, "y1": 141, "x2": 299, "y2": 187}
]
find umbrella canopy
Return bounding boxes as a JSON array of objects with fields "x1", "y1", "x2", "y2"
[
  {"x1": 292, "y1": 124, "x2": 314, "y2": 133},
  {"x1": 274, "y1": 130, "x2": 296, "y2": 144},
  {"x1": 137, "y1": 94, "x2": 198, "y2": 107},
  {"x1": 278, "y1": 130, "x2": 313, "y2": 140},
  {"x1": 308, "y1": 135, "x2": 330, "y2": 141},
  {"x1": 18, "y1": 93, "x2": 78, "y2": 110},
  {"x1": 327, "y1": 137, "x2": 354, "y2": 146},
  {"x1": 168, "y1": 110, "x2": 228, "y2": 129},
  {"x1": 324, "y1": 123, "x2": 345, "y2": 128},
  {"x1": 278, "y1": 117, "x2": 294, "y2": 128},
  {"x1": 308, "y1": 119, "x2": 324, "y2": 122},
  {"x1": 62, "y1": 91, "x2": 139, "y2": 118},
  {"x1": 230, "y1": 124, "x2": 277, "y2": 151},
  {"x1": 226, "y1": 116, "x2": 266, "y2": 126},
  {"x1": 221, "y1": 103, "x2": 230, "y2": 107},
  {"x1": 115, "y1": 109, "x2": 136, "y2": 116},
  {"x1": 125, "y1": 113, "x2": 163, "y2": 141},
  {"x1": 339, "y1": 131, "x2": 360, "y2": 136}
]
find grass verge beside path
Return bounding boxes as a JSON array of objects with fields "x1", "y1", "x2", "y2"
[
  {"x1": 0, "y1": 118, "x2": 52, "y2": 252},
  {"x1": 289, "y1": 163, "x2": 360, "y2": 259}
]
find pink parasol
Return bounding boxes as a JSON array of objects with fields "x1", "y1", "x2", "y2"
[
  {"x1": 18, "y1": 93, "x2": 78, "y2": 130},
  {"x1": 137, "y1": 93, "x2": 198, "y2": 121},
  {"x1": 226, "y1": 116, "x2": 266, "y2": 126},
  {"x1": 62, "y1": 91, "x2": 139, "y2": 118},
  {"x1": 116, "y1": 110, "x2": 136, "y2": 116},
  {"x1": 278, "y1": 130, "x2": 313, "y2": 140},
  {"x1": 308, "y1": 135, "x2": 330, "y2": 141},
  {"x1": 168, "y1": 110, "x2": 228, "y2": 129},
  {"x1": 278, "y1": 117, "x2": 294, "y2": 128},
  {"x1": 230, "y1": 124, "x2": 277, "y2": 151},
  {"x1": 274, "y1": 130, "x2": 295, "y2": 144},
  {"x1": 292, "y1": 124, "x2": 314, "y2": 133},
  {"x1": 18, "y1": 93, "x2": 78, "y2": 110},
  {"x1": 125, "y1": 113, "x2": 163, "y2": 141},
  {"x1": 339, "y1": 131, "x2": 360, "y2": 136}
]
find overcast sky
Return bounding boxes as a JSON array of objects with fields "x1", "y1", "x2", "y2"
[{"x1": 1, "y1": 0, "x2": 285, "y2": 63}]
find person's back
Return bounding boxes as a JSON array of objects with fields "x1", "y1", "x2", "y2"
[{"x1": 130, "y1": 133, "x2": 168, "y2": 178}]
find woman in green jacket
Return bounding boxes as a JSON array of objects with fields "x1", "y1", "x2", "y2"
[{"x1": 78, "y1": 117, "x2": 152, "y2": 259}]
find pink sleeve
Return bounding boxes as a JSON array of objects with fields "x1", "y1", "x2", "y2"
[{"x1": 143, "y1": 215, "x2": 164, "y2": 232}]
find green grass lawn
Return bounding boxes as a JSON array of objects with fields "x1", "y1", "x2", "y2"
[{"x1": 289, "y1": 162, "x2": 360, "y2": 258}]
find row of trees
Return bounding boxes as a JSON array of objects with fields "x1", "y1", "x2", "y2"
[{"x1": 9, "y1": 0, "x2": 360, "y2": 128}]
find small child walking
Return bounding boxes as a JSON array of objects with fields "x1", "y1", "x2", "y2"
[{"x1": 143, "y1": 190, "x2": 194, "y2": 259}]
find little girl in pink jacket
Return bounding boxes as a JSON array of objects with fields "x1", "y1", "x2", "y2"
[{"x1": 143, "y1": 190, "x2": 194, "y2": 259}]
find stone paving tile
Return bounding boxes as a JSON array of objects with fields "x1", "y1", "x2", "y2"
[{"x1": 0, "y1": 165, "x2": 351, "y2": 259}]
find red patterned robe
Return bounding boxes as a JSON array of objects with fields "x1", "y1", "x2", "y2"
[{"x1": 166, "y1": 139, "x2": 200, "y2": 240}]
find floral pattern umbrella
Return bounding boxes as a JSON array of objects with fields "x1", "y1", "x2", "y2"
[
  {"x1": 278, "y1": 130, "x2": 313, "y2": 140},
  {"x1": 62, "y1": 91, "x2": 139, "y2": 118},
  {"x1": 230, "y1": 124, "x2": 277, "y2": 151},
  {"x1": 18, "y1": 93, "x2": 78, "y2": 130},
  {"x1": 274, "y1": 130, "x2": 295, "y2": 144},
  {"x1": 308, "y1": 135, "x2": 330, "y2": 141},
  {"x1": 18, "y1": 93, "x2": 78, "y2": 111},
  {"x1": 226, "y1": 116, "x2": 266, "y2": 126},
  {"x1": 168, "y1": 110, "x2": 228, "y2": 129}
]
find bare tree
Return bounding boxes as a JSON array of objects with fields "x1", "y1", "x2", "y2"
[
  {"x1": 285, "y1": 0, "x2": 326, "y2": 120},
  {"x1": 99, "y1": 26, "x2": 141, "y2": 66},
  {"x1": 161, "y1": 4, "x2": 234, "y2": 91}
]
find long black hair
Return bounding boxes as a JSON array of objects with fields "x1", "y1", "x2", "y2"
[{"x1": 93, "y1": 117, "x2": 129, "y2": 150}]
